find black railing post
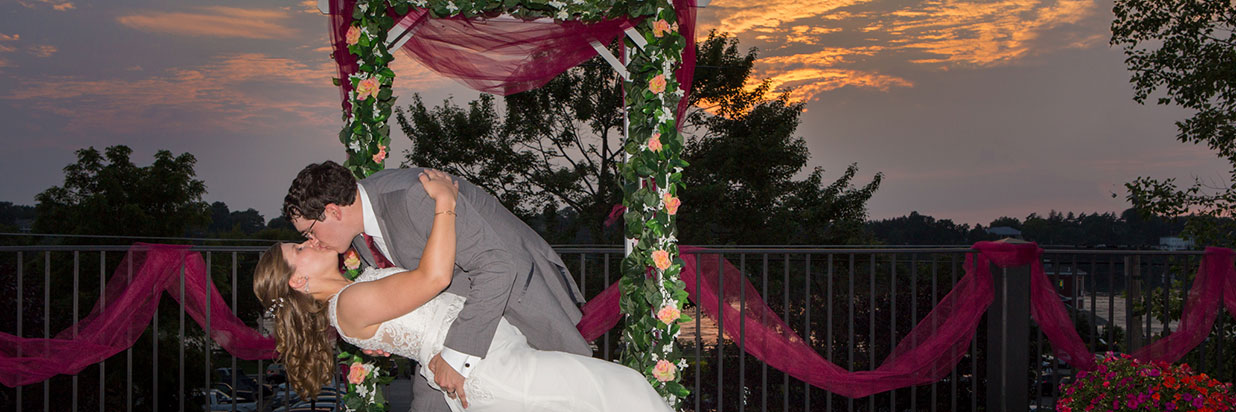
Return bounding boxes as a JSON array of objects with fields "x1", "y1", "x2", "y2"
[{"x1": 986, "y1": 261, "x2": 1030, "y2": 412}]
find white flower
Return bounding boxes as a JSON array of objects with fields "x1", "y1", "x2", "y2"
[
  {"x1": 446, "y1": 1, "x2": 459, "y2": 13},
  {"x1": 548, "y1": 0, "x2": 566, "y2": 8},
  {"x1": 414, "y1": 0, "x2": 427, "y2": 6},
  {"x1": 556, "y1": 10, "x2": 569, "y2": 19}
]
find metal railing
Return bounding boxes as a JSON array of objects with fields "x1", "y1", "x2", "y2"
[{"x1": 0, "y1": 245, "x2": 1231, "y2": 411}]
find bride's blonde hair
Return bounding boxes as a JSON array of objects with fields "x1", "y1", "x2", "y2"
[{"x1": 253, "y1": 243, "x2": 335, "y2": 400}]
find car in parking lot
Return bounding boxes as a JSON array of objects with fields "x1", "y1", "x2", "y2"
[{"x1": 192, "y1": 389, "x2": 258, "y2": 412}]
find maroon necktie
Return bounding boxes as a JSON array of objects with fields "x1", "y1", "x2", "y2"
[{"x1": 362, "y1": 233, "x2": 395, "y2": 269}]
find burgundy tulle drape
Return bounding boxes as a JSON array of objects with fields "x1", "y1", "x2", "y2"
[
  {"x1": 7, "y1": 241, "x2": 1235, "y2": 391},
  {"x1": 1132, "y1": 247, "x2": 1235, "y2": 362},
  {"x1": 0, "y1": 244, "x2": 276, "y2": 388},
  {"x1": 329, "y1": 0, "x2": 697, "y2": 123},
  {"x1": 576, "y1": 242, "x2": 1236, "y2": 398}
]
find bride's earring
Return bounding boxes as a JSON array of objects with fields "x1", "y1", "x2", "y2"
[{"x1": 298, "y1": 276, "x2": 311, "y2": 294}]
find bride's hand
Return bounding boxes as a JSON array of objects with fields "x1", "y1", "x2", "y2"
[{"x1": 419, "y1": 169, "x2": 459, "y2": 203}]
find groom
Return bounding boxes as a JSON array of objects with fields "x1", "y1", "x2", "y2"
[{"x1": 282, "y1": 161, "x2": 591, "y2": 411}]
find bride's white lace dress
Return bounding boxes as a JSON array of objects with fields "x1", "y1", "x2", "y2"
[{"x1": 328, "y1": 267, "x2": 672, "y2": 412}]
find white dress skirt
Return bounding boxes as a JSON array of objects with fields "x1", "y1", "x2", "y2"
[{"x1": 328, "y1": 267, "x2": 672, "y2": 412}]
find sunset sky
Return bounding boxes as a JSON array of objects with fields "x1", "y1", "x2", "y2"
[{"x1": 0, "y1": 0, "x2": 1228, "y2": 228}]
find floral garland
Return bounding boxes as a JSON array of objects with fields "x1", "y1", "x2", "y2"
[
  {"x1": 614, "y1": 3, "x2": 691, "y2": 409},
  {"x1": 336, "y1": 0, "x2": 691, "y2": 408}
]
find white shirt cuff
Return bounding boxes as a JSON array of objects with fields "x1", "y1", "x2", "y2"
[{"x1": 440, "y1": 347, "x2": 481, "y2": 378}]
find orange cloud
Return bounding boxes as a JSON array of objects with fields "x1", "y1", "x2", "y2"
[
  {"x1": 701, "y1": 0, "x2": 876, "y2": 37},
  {"x1": 0, "y1": 34, "x2": 18, "y2": 42},
  {"x1": 117, "y1": 7, "x2": 298, "y2": 39},
  {"x1": 697, "y1": 0, "x2": 1103, "y2": 101},
  {"x1": 762, "y1": 67, "x2": 913, "y2": 98},
  {"x1": 886, "y1": 0, "x2": 1097, "y2": 67}
]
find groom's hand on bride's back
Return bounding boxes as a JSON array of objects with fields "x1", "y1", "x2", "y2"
[{"x1": 362, "y1": 349, "x2": 391, "y2": 357}]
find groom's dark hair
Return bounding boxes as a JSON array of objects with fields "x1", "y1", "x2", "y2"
[{"x1": 282, "y1": 161, "x2": 358, "y2": 221}]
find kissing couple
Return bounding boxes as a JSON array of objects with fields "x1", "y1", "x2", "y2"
[{"x1": 253, "y1": 161, "x2": 670, "y2": 412}]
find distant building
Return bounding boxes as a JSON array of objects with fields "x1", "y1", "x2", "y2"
[
  {"x1": 986, "y1": 226, "x2": 1023, "y2": 239},
  {"x1": 1159, "y1": 236, "x2": 1194, "y2": 251},
  {"x1": 1043, "y1": 264, "x2": 1087, "y2": 299},
  {"x1": 15, "y1": 218, "x2": 33, "y2": 233}
]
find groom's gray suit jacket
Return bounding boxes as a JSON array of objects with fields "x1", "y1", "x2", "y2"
[{"x1": 349, "y1": 168, "x2": 591, "y2": 358}]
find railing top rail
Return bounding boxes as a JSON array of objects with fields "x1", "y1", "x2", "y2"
[
  {"x1": 0, "y1": 245, "x2": 272, "y2": 252},
  {"x1": 1041, "y1": 249, "x2": 1206, "y2": 255},
  {"x1": 0, "y1": 244, "x2": 1211, "y2": 256}
]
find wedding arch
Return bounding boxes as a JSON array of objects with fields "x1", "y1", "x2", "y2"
[{"x1": 323, "y1": 0, "x2": 698, "y2": 406}]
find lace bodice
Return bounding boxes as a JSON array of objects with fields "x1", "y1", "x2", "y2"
[{"x1": 327, "y1": 267, "x2": 465, "y2": 365}]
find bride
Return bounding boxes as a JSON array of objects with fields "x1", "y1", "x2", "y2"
[{"x1": 253, "y1": 170, "x2": 671, "y2": 412}]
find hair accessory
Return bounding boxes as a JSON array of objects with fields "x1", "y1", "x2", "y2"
[{"x1": 263, "y1": 297, "x2": 286, "y2": 318}]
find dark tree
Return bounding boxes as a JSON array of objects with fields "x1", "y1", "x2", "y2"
[
  {"x1": 34, "y1": 145, "x2": 210, "y2": 239},
  {"x1": 1113, "y1": 0, "x2": 1236, "y2": 248},
  {"x1": 399, "y1": 31, "x2": 881, "y2": 245}
]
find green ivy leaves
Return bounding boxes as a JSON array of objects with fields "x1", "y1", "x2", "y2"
[{"x1": 337, "y1": 0, "x2": 691, "y2": 408}]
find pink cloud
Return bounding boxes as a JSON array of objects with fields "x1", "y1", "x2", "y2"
[
  {"x1": 117, "y1": 7, "x2": 298, "y2": 39},
  {"x1": 3, "y1": 53, "x2": 343, "y2": 135},
  {"x1": 29, "y1": 45, "x2": 56, "y2": 58},
  {"x1": 16, "y1": 0, "x2": 73, "y2": 11}
]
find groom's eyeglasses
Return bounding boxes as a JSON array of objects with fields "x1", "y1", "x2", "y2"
[{"x1": 300, "y1": 219, "x2": 318, "y2": 240}]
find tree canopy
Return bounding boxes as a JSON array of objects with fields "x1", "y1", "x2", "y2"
[
  {"x1": 1113, "y1": 0, "x2": 1236, "y2": 247},
  {"x1": 398, "y1": 31, "x2": 881, "y2": 245},
  {"x1": 34, "y1": 145, "x2": 210, "y2": 238}
]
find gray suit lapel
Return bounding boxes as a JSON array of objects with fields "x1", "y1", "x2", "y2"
[{"x1": 362, "y1": 178, "x2": 435, "y2": 270}]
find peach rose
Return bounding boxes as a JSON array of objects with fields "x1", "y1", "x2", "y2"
[
  {"x1": 347, "y1": 362, "x2": 368, "y2": 385},
  {"x1": 356, "y1": 77, "x2": 379, "y2": 101},
  {"x1": 649, "y1": 74, "x2": 666, "y2": 94},
  {"x1": 345, "y1": 25, "x2": 361, "y2": 46},
  {"x1": 648, "y1": 132, "x2": 663, "y2": 152},
  {"x1": 652, "y1": 19, "x2": 671, "y2": 38},
  {"x1": 662, "y1": 193, "x2": 680, "y2": 215},
  {"x1": 656, "y1": 305, "x2": 680, "y2": 325},
  {"x1": 372, "y1": 144, "x2": 387, "y2": 163},
  {"x1": 652, "y1": 359, "x2": 676, "y2": 382},
  {"x1": 652, "y1": 249, "x2": 671, "y2": 271},
  {"x1": 343, "y1": 249, "x2": 361, "y2": 270}
]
